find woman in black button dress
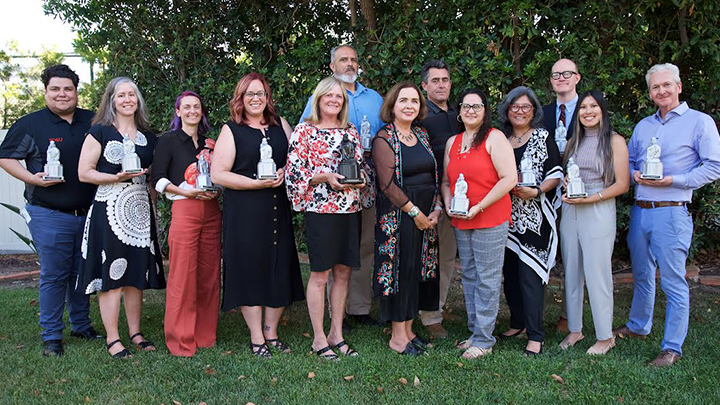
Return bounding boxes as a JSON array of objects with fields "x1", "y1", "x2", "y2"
[{"x1": 211, "y1": 73, "x2": 304, "y2": 358}]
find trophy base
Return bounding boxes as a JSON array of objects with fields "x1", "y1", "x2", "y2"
[
  {"x1": 338, "y1": 163, "x2": 362, "y2": 184},
  {"x1": 339, "y1": 178, "x2": 364, "y2": 185},
  {"x1": 518, "y1": 173, "x2": 536, "y2": 187},
  {"x1": 449, "y1": 209, "x2": 469, "y2": 216},
  {"x1": 200, "y1": 186, "x2": 218, "y2": 192},
  {"x1": 640, "y1": 174, "x2": 663, "y2": 180},
  {"x1": 517, "y1": 182, "x2": 537, "y2": 187},
  {"x1": 567, "y1": 192, "x2": 588, "y2": 199},
  {"x1": 257, "y1": 173, "x2": 278, "y2": 180},
  {"x1": 43, "y1": 175, "x2": 64, "y2": 181},
  {"x1": 122, "y1": 168, "x2": 144, "y2": 174},
  {"x1": 450, "y1": 197, "x2": 469, "y2": 216},
  {"x1": 641, "y1": 162, "x2": 663, "y2": 180}
]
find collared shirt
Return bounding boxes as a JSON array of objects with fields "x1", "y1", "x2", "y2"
[
  {"x1": 298, "y1": 81, "x2": 384, "y2": 136},
  {"x1": 0, "y1": 107, "x2": 96, "y2": 210},
  {"x1": 151, "y1": 128, "x2": 210, "y2": 199},
  {"x1": 555, "y1": 94, "x2": 578, "y2": 127},
  {"x1": 421, "y1": 99, "x2": 459, "y2": 179},
  {"x1": 628, "y1": 101, "x2": 720, "y2": 202}
]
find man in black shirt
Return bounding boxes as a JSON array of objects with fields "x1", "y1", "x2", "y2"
[
  {"x1": 0, "y1": 65, "x2": 102, "y2": 357},
  {"x1": 418, "y1": 60, "x2": 459, "y2": 339}
]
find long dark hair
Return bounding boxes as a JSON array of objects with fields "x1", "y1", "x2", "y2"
[
  {"x1": 456, "y1": 88, "x2": 491, "y2": 149},
  {"x1": 564, "y1": 90, "x2": 615, "y2": 186},
  {"x1": 169, "y1": 90, "x2": 211, "y2": 136}
]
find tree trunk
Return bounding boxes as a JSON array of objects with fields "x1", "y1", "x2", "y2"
[
  {"x1": 349, "y1": 0, "x2": 357, "y2": 28},
  {"x1": 512, "y1": 15, "x2": 522, "y2": 80},
  {"x1": 360, "y1": 0, "x2": 376, "y2": 32}
]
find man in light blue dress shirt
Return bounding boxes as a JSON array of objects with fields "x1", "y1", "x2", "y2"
[
  {"x1": 299, "y1": 44, "x2": 384, "y2": 328},
  {"x1": 616, "y1": 63, "x2": 720, "y2": 366}
]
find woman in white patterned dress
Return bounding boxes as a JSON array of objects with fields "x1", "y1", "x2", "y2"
[{"x1": 77, "y1": 77, "x2": 165, "y2": 358}]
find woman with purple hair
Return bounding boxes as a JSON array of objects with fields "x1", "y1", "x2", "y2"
[{"x1": 151, "y1": 91, "x2": 222, "y2": 357}]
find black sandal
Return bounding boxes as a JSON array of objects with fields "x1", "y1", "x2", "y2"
[
  {"x1": 411, "y1": 336, "x2": 432, "y2": 351},
  {"x1": 400, "y1": 342, "x2": 420, "y2": 356},
  {"x1": 332, "y1": 340, "x2": 359, "y2": 357},
  {"x1": 498, "y1": 328, "x2": 526, "y2": 339},
  {"x1": 106, "y1": 339, "x2": 132, "y2": 358},
  {"x1": 266, "y1": 338, "x2": 291, "y2": 353},
  {"x1": 312, "y1": 345, "x2": 339, "y2": 361},
  {"x1": 129, "y1": 332, "x2": 155, "y2": 351},
  {"x1": 250, "y1": 342, "x2": 273, "y2": 358}
]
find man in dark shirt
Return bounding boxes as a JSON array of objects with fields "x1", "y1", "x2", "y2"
[
  {"x1": 0, "y1": 65, "x2": 102, "y2": 357},
  {"x1": 418, "y1": 60, "x2": 459, "y2": 338},
  {"x1": 542, "y1": 58, "x2": 581, "y2": 333}
]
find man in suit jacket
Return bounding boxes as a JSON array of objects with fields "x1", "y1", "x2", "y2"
[
  {"x1": 542, "y1": 58, "x2": 581, "y2": 141},
  {"x1": 542, "y1": 58, "x2": 580, "y2": 334}
]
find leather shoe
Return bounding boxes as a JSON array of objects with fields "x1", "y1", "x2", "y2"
[
  {"x1": 43, "y1": 339, "x2": 64, "y2": 357},
  {"x1": 649, "y1": 350, "x2": 680, "y2": 367},
  {"x1": 613, "y1": 325, "x2": 647, "y2": 339},
  {"x1": 425, "y1": 322, "x2": 448, "y2": 339},
  {"x1": 70, "y1": 326, "x2": 104, "y2": 340},
  {"x1": 348, "y1": 314, "x2": 380, "y2": 326}
]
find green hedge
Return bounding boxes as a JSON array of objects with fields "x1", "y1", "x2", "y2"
[{"x1": 45, "y1": 0, "x2": 720, "y2": 258}]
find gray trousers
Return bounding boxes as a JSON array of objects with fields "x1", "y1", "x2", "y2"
[
  {"x1": 559, "y1": 184, "x2": 615, "y2": 340},
  {"x1": 455, "y1": 221, "x2": 509, "y2": 349},
  {"x1": 346, "y1": 205, "x2": 375, "y2": 315}
]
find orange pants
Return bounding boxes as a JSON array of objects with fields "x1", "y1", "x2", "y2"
[{"x1": 164, "y1": 198, "x2": 221, "y2": 356}]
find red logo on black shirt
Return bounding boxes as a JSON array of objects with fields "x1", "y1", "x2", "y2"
[{"x1": 49, "y1": 138, "x2": 63, "y2": 142}]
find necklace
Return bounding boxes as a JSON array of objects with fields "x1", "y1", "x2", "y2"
[
  {"x1": 398, "y1": 129, "x2": 414, "y2": 143},
  {"x1": 511, "y1": 128, "x2": 532, "y2": 144},
  {"x1": 460, "y1": 131, "x2": 474, "y2": 153}
]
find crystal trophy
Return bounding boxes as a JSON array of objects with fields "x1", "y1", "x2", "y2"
[
  {"x1": 640, "y1": 136, "x2": 663, "y2": 180},
  {"x1": 195, "y1": 155, "x2": 217, "y2": 191},
  {"x1": 121, "y1": 134, "x2": 143, "y2": 173},
  {"x1": 566, "y1": 157, "x2": 588, "y2": 198},
  {"x1": 360, "y1": 115, "x2": 372, "y2": 152},
  {"x1": 555, "y1": 120, "x2": 568, "y2": 155},
  {"x1": 517, "y1": 150, "x2": 537, "y2": 186},
  {"x1": 450, "y1": 173, "x2": 470, "y2": 216},
  {"x1": 43, "y1": 140, "x2": 64, "y2": 180},
  {"x1": 257, "y1": 137, "x2": 278, "y2": 180},
  {"x1": 337, "y1": 132, "x2": 363, "y2": 184}
]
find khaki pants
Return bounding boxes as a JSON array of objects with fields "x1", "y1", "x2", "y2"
[
  {"x1": 420, "y1": 211, "x2": 457, "y2": 326},
  {"x1": 346, "y1": 206, "x2": 376, "y2": 315}
]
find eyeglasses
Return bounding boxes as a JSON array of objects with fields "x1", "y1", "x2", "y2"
[
  {"x1": 460, "y1": 103, "x2": 484, "y2": 112},
  {"x1": 509, "y1": 104, "x2": 533, "y2": 113},
  {"x1": 551, "y1": 71, "x2": 578, "y2": 80},
  {"x1": 244, "y1": 91, "x2": 267, "y2": 99}
]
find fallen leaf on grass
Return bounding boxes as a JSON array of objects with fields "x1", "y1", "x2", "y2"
[
  {"x1": 492, "y1": 373, "x2": 502, "y2": 378},
  {"x1": 616, "y1": 397, "x2": 624, "y2": 402},
  {"x1": 413, "y1": 376, "x2": 421, "y2": 386},
  {"x1": 398, "y1": 377, "x2": 407, "y2": 385},
  {"x1": 204, "y1": 368, "x2": 216, "y2": 375},
  {"x1": 376, "y1": 387, "x2": 384, "y2": 393},
  {"x1": 301, "y1": 332, "x2": 311, "y2": 338},
  {"x1": 238, "y1": 375, "x2": 246, "y2": 380},
  {"x1": 246, "y1": 403, "x2": 256, "y2": 405},
  {"x1": 199, "y1": 402, "x2": 208, "y2": 405},
  {"x1": 382, "y1": 327, "x2": 391, "y2": 336},
  {"x1": 33, "y1": 390, "x2": 39, "y2": 397},
  {"x1": 172, "y1": 400, "x2": 182, "y2": 405},
  {"x1": 30, "y1": 299, "x2": 38, "y2": 306},
  {"x1": 59, "y1": 390, "x2": 65, "y2": 395},
  {"x1": 85, "y1": 396, "x2": 90, "y2": 403},
  {"x1": 59, "y1": 379, "x2": 68, "y2": 383},
  {"x1": 15, "y1": 345, "x2": 24, "y2": 350},
  {"x1": 271, "y1": 377, "x2": 278, "y2": 384},
  {"x1": 307, "y1": 372, "x2": 315, "y2": 379},
  {"x1": 343, "y1": 375, "x2": 354, "y2": 381},
  {"x1": 280, "y1": 318, "x2": 288, "y2": 326},
  {"x1": 551, "y1": 374, "x2": 564, "y2": 384},
  {"x1": 221, "y1": 350, "x2": 233, "y2": 355},
  {"x1": 457, "y1": 362, "x2": 463, "y2": 367},
  {"x1": 0, "y1": 335, "x2": 7, "y2": 339}
]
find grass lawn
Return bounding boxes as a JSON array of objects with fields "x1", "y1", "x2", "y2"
[{"x1": 1, "y1": 266, "x2": 719, "y2": 405}]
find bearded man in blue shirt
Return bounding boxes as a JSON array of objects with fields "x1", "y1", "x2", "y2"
[{"x1": 615, "y1": 63, "x2": 720, "y2": 367}]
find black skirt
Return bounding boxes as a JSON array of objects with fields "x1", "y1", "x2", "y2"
[{"x1": 304, "y1": 212, "x2": 360, "y2": 272}]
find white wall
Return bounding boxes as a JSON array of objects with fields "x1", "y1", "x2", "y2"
[{"x1": 0, "y1": 129, "x2": 34, "y2": 253}]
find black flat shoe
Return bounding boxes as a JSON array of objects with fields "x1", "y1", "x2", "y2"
[
  {"x1": 43, "y1": 339, "x2": 64, "y2": 357},
  {"x1": 400, "y1": 342, "x2": 420, "y2": 356},
  {"x1": 250, "y1": 342, "x2": 272, "y2": 358},
  {"x1": 498, "y1": 328, "x2": 526, "y2": 339},
  {"x1": 129, "y1": 332, "x2": 155, "y2": 351},
  {"x1": 311, "y1": 345, "x2": 339, "y2": 361},
  {"x1": 349, "y1": 314, "x2": 381, "y2": 326},
  {"x1": 332, "y1": 340, "x2": 358, "y2": 357},
  {"x1": 71, "y1": 326, "x2": 104, "y2": 340},
  {"x1": 411, "y1": 336, "x2": 432, "y2": 351},
  {"x1": 106, "y1": 339, "x2": 131, "y2": 358},
  {"x1": 523, "y1": 345, "x2": 543, "y2": 357},
  {"x1": 265, "y1": 338, "x2": 291, "y2": 353}
]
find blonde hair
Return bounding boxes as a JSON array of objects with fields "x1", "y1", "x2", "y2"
[{"x1": 305, "y1": 76, "x2": 349, "y2": 128}]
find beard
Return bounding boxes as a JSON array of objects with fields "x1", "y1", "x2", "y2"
[{"x1": 334, "y1": 71, "x2": 358, "y2": 84}]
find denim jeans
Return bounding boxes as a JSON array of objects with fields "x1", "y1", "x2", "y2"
[
  {"x1": 626, "y1": 205, "x2": 692, "y2": 355},
  {"x1": 26, "y1": 204, "x2": 91, "y2": 341}
]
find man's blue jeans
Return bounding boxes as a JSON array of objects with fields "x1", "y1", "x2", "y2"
[
  {"x1": 626, "y1": 205, "x2": 692, "y2": 355},
  {"x1": 26, "y1": 204, "x2": 91, "y2": 341}
]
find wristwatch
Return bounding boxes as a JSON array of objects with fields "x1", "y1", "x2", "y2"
[{"x1": 408, "y1": 206, "x2": 421, "y2": 218}]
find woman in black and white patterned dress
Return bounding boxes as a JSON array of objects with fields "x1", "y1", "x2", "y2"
[{"x1": 77, "y1": 77, "x2": 165, "y2": 358}]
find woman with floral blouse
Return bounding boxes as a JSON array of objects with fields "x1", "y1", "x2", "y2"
[{"x1": 286, "y1": 76, "x2": 366, "y2": 360}]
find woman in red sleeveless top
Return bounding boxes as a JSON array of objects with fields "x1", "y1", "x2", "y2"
[{"x1": 440, "y1": 89, "x2": 517, "y2": 359}]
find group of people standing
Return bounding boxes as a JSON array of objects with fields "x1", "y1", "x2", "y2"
[{"x1": 2, "y1": 44, "x2": 718, "y2": 367}]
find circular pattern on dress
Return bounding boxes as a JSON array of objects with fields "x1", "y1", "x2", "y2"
[
  {"x1": 81, "y1": 204, "x2": 93, "y2": 259},
  {"x1": 101, "y1": 250, "x2": 107, "y2": 264},
  {"x1": 85, "y1": 278, "x2": 103, "y2": 294},
  {"x1": 104, "y1": 140, "x2": 124, "y2": 165},
  {"x1": 134, "y1": 131, "x2": 148, "y2": 146},
  {"x1": 107, "y1": 184, "x2": 152, "y2": 247},
  {"x1": 149, "y1": 243, "x2": 155, "y2": 256},
  {"x1": 95, "y1": 183, "x2": 124, "y2": 202},
  {"x1": 132, "y1": 175, "x2": 147, "y2": 185},
  {"x1": 109, "y1": 258, "x2": 128, "y2": 280}
]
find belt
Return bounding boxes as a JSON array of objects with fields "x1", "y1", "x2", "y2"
[
  {"x1": 635, "y1": 200, "x2": 686, "y2": 209},
  {"x1": 32, "y1": 202, "x2": 89, "y2": 216}
]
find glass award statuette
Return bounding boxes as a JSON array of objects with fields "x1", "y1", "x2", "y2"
[
  {"x1": 566, "y1": 157, "x2": 588, "y2": 198},
  {"x1": 450, "y1": 173, "x2": 470, "y2": 216},
  {"x1": 360, "y1": 115, "x2": 372, "y2": 152},
  {"x1": 337, "y1": 132, "x2": 363, "y2": 184},
  {"x1": 43, "y1": 140, "x2": 64, "y2": 180},
  {"x1": 641, "y1": 136, "x2": 663, "y2": 180},
  {"x1": 517, "y1": 151, "x2": 537, "y2": 186},
  {"x1": 257, "y1": 137, "x2": 278, "y2": 180},
  {"x1": 121, "y1": 134, "x2": 143, "y2": 173},
  {"x1": 555, "y1": 120, "x2": 568, "y2": 154},
  {"x1": 195, "y1": 155, "x2": 217, "y2": 191}
]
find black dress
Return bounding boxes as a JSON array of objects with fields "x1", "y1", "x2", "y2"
[
  {"x1": 376, "y1": 139, "x2": 439, "y2": 322},
  {"x1": 221, "y1": 121, "x2": 305, "y2": 310},
  {"x1": 79, "y1": 124, "x2": 165, "y2": 294}
]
